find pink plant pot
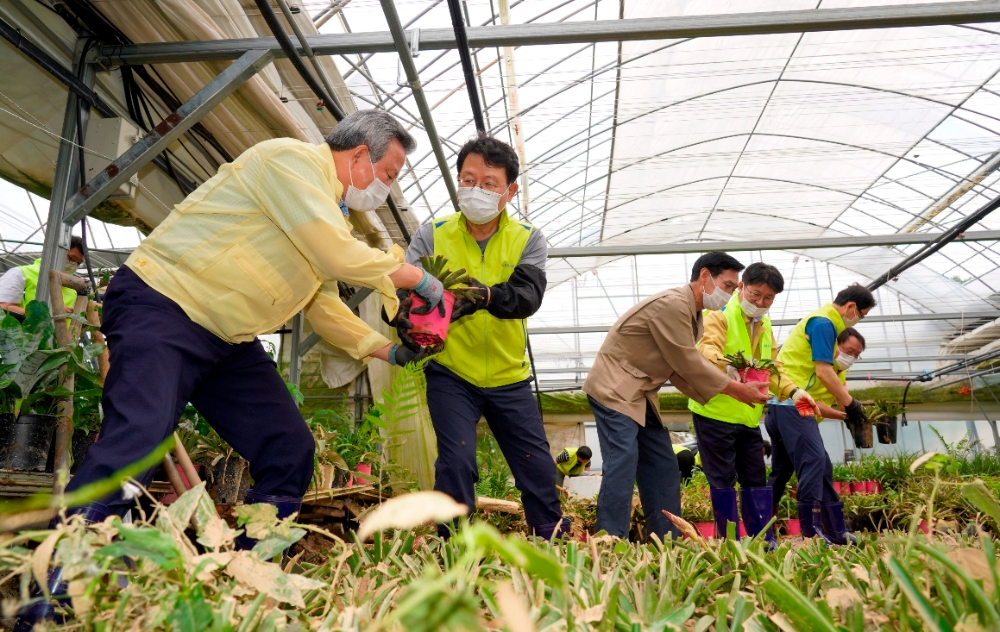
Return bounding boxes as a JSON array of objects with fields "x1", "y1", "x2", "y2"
[
  {"x1": 696, "y1": 522, "x2": 716, "y2": 539},
  {"x1": 739, "y1": 367, "x2": 771, "y2": 395},
  {"x1": 408, "y1": 290, "x2": 456, "y2": 346},
  {"x1": 850, "y1": 481, "x2": 866, "y2": 495},
  {"x1": 354, "y1": 462, "x2": 371, "y2": 486},
  {"x1": 865, "y1": 481, "x2": 883, "y2": 494},
  {"x1": 784, "y1": 519, "x2": 801, "y2": 535},
  {"x1": 739, "y1": 522, "x2": 747, "y2": 538},
  {"x1": 919, "y1": 520, "x2": 932, "y2": 534},
  {"x1": 833, "y1": 481, "x2": 842, "y2": 494},
  {"x1": 840, "y1": 483, "x2": 852, "y2": 497}
]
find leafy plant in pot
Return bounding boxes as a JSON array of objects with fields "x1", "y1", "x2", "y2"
[
  {"x1": 408, "y1": 256, "x2": 482, "y2": 347},
  {"x1": 0, "y1": 302, "x2": 101, "y2": 472},
  {"x1": 722, "y1": 351, "x2": 773, "y2": 396},
  {"x1": 870, "y1": 399, "x2": 904, "y2": 445}
]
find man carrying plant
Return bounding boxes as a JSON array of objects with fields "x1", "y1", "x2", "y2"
[
  {"x1": 764, "y1": 327, "x2": 865, "y2": 524},
  {"x1": 765, "y1": 285, "x2": 874, "y2": 545},
  {"x1": 688, "y1": 262, "x2": 819, "y2": 546},
  {"x1": 0, "y1": 235, "x2": 87, "y2": 318},
  {"x1": 401, "y1": 135, "x2": 569, "y2": 540},
  {"x1": 583, "y1": 253, "x2": 771, "y2": 541}
]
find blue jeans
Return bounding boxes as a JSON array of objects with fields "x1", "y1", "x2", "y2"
[{"x1": 590, "y1": 396, "x2": 680, "y2": 540}]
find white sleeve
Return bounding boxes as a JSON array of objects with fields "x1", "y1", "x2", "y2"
[{"x1": 0, "y1": 268, "x2": 26, "y2": 304}]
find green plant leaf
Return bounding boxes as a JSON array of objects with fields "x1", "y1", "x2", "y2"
[
  {"x1": 745, "y1": 552, "x2": 837, "y2": 632},
  {"x1": 98, "y1": 522, "x2": 183, "y2": 570},
  {"x1": 887, "y1": 556, "x2": 954, "y2": 632},
  {"x1": 167, "y1": 586, "x2": 214, "y2": 632},
  {"x1": 962, "y1": 479, "x2": 1000, "y2": 526}
]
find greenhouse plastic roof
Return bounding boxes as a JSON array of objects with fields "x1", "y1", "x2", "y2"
[{"x1": 308, "y1": 0, "x2": 1000, "y2": 381}]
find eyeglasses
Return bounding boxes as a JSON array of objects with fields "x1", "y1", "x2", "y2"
[
  {"x1": 459, "y1": 178, "x2": 506, "y2": 193},
  {"x1": 744, "y1": 288, "x2": 766, "y2": 301}
]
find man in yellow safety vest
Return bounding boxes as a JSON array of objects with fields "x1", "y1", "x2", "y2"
[
  {"x1": 401, "y1": 135, "x2": 568, "y2": 540},
  {"x1": 0, "y1": 235, "x2": 86, "y2": 317},
  {"x1": 554, "y1": 445, "x2": 592, "y2": 487},
  {"x1": 688, "y1": 263, "x2": 819, "y2": 547},
  {"x1": 765, "y1": 284, "x2": 874, "y2": 545}
]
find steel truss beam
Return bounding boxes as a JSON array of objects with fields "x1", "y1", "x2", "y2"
[
  {"x1": 546, "y1": 229, "x2": 1000, "y2": 258},
  {"x1": 62, "y1": 49, "x2": 275, "y2": 226},
  {"x1": 528, "y1": 311, "x2": 1000, "y2": 335},
  {"x1": 93, "y1": 0, "x2": 1000, "y2": 66}
]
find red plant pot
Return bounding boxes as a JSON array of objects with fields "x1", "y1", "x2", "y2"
[
  {"x1": 840, "y1": 483, "x2": 852, "y2": 497},
  {"x1": 919, "y1": 520, "x2": 932, "y2": 534},
  {"x1": 354, "y1": 463, "x2": 371, "y2": 486},
  {"x1": 850, "y1": 481, "x2": 866, "y2": 495},
  {"x1": 695, "y1": 522, "x2": 716, "y2": 539},
  {"x1": 738, "y1": 367, "x2": 771, "y2": 395},
  {"x1": 784, "y1": 519, "x2": 801, "y2": 536},
  {"x1": 408, "y1": 290, "x2": 457, "y2": 346},
  {"x1": 739, "y1": 522, "x2": 747, "y2": 538},
  {"x1": 865, "y1": 481, "x2": 883, "y2": 494},
  {"x1": 833, "y1": 481, "x2": 842, "y2": 494}
]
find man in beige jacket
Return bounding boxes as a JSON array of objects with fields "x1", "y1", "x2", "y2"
[{"x1": 583, "y1": 252, "x2": 769, "y2": 540}]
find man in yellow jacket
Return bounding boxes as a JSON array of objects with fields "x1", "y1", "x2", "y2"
[
  {"x1": 765, "y1": 284, "x2": 874, "y2": 545},
  {"x1": 688, "y1": 262, "x2": 818, "y2": 547},
  {"x1": 64, "y1": 110, "x2": 438, "y2": 526}
]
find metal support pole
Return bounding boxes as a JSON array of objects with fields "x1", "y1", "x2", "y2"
[
  {"x1": 446, "y1": 0, "x2": 486, "y2": 132},
  {"x1": 290, "y1": 311, "x2": 303, "y2": 388},
  {"x1": 379, "y1": 0, "x2": 460, "y2": 213},
  {"x1": 38, "y1": 39, "x2": 94, "y2": 304},
  {"x1": 62, "y1": 49, "x2": 275, "y2": 225}
]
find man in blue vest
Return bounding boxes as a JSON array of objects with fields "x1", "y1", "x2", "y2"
[
  {"x1": 402, "y1": 135, "x2": 568, "y2": 539},
  {"x1": 688, "y1": 262, "x2": 819, "y2": 547},
  {"x1": 0, "y1": 236, "x2": 86, "y2": 317}
]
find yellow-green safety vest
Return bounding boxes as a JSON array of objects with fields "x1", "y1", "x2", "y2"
[
  {"x1": 433, "y1": 211, "x2": 533, "y2": 388},
  {"x1": 776, "y1": 303, "x2": 847, "y2": 407},
  {"x1": 20, "y1": 259, "x2": 76, "y2": 310},
  {"x1": 688, "y1": 294, "x2": 773, "y2": 428},
  {"x1": 555, "y1": 447, "x2": 586, "y2": 476}
]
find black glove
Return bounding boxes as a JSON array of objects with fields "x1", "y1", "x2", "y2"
[
  {"x1": 388, "y1": 343, "x2": 441, "y2": 366},
  {"x1": 450, "y1": 277, "x2": 489, "y2": 322},
  {"x1": 844, "y1": 398, "x2": 870, "y2": 448},
  {"x1": 391, "y1": 290, "x2": 421, "y2": 352}
]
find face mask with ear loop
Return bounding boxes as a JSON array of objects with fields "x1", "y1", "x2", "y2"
[
  {"x1": 703, "y1": 281, "x2": 732, "y2": 311},
  {"x1": 835, "y1": 353, "x2": 858, "y2": 370},
  {"x1": 344, "y1": 151, "x2": 391, "y2": 212},
  {"x1": 458, "y1": 185, "x2": 510, "y2": 224},
  {"x1": 843, "y1": 305, "x2": 863, "y2": 328}
]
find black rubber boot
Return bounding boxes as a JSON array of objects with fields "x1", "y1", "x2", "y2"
[
  {"x1": 234, "y1": 490, "x2": 303, "y2": 552},
  {"x1": 741, "y1": 487, "x2": 778, "y2": 551},
  {"x1": 819, "y1": 501, "x2": 857, "y2": 545},
  {"x1": 13, "y1": 503, "x2": 113, "y2": 631},
  {"x1": 796, "y1": 501, "x2": 818, "y2": 539},
  {"x1": 710, "y1": 488, "x2": 739, "y2": 539}
]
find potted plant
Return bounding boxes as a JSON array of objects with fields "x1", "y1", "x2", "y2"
[
  {"x1": 776, "y1": 494, "x2": 799, "y2": 535},
  {"x1": 0, "y1": 302, "x2": 98, "y2": 472},
  {"x1": 408, "y1": 256, "x2": 482, "y2": 347},
  {"x1": 681, "y1": 480, "x2": 715, "y2": 538},
  {"x1": 722, "y1": 351, "x2": 773, "y2": 396},
  {"x1": 873, "y1": 400, "x2": 904, "y2": 445}
]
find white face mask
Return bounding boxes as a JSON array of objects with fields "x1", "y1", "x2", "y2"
[
  {"x1": 703, "y1": 279, "x2": 732, "y2": 311},
  {"x1": 64, "y1": 261, "x2": 81, "y2": 275},
  {"x1": 458, "y1": 186, "x2": 507, "y2": 225},
  {"x1": 344, "y1": 151, "x2": 391, "y2": 212},
  {"x1": 740, "y1": 297, "x2": 768, "y2": 319},
  {"x1": 843, "y1": 305, "x2": 862, "y2": 328},
  {"x1": 835, "y1": 353, "x2": 858, "y2": 370}
]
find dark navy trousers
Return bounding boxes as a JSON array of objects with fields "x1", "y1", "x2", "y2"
[
  {"x1": 765, "y1": 404, "x2": 838, "y2": 507},
  {"x1": 691, "y1": 412, "x2": 767, "y2": 490},
  {"x1": 424, "y1": 362, "x2": 562, "y2": 535},
  {"x1": 66, "y1": 267, "x2": 315, "y2": 513},
  {"x1": 591, "y1": 396, "x2": 680, "y2": 541}
]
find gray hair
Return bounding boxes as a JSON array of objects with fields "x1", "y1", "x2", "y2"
[{"x1": 325, "y1": 110, "x2": 417, "y2": 161}]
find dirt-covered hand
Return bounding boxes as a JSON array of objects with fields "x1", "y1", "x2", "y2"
[
  {"x1": 410, "y1": 269, "x2": 445, "y2": 317},
  {"x1": 388, "y1": 343, "x2": 442, "y2": 366}
]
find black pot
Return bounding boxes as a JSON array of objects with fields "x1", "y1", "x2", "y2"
[
  {"x1": 0, "y1": 413, "x2": 57, "y2": 472},
  {"x1": 71, "y1": 428, "x2": 98, "y2": 473},
  {"x1": 877, "y1": 415, "x2": 899, "y2": 445},
  {"x1": 210, "y1": 454, "x2": 250, "y2": 505},
  {"x1": 846, "y1": 417, "x2": 873, "y2": 449}
]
